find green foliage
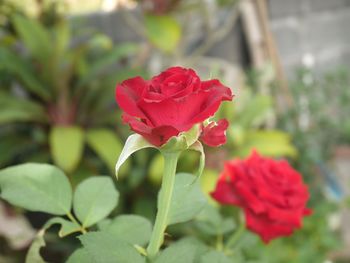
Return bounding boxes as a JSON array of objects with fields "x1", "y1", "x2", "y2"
[
  {"x1": 115, "y1": 134, "x2": 155, "y2": 178},
  {"x1": 0, "y1": 163, "x2": 72, "y2": 215},
  {"x1": 167, "y1": 173, "x2": 207, "y2": 225},
  {"x1": 98, "y1": 215, "x2": 152, "y2": 246},
  {"x1": 154, "y1": 238, "x2": 206, "y2": 263},
  {"x1": 78, "y1": 43, "x2": 139, "y2": 87},
  {"x1": 235, "y1": 94, "x2": 272, "y2": 129},
  {"x1": 194, "y1": 204, "x2": 235, "y2": 236},
  {"x1": 235, "y1": 130, "x2": 297, "y2": 158},
  {"x1": 0, "y1": 12, "x2": 140, "y2": 175},
  {"x1": 12, "y1": 14, "x2": 52, "y2": 63},
  {"x1": 0, "y1": 47, "x2": 50, "y2": 100},
  {"x1": 85, "y1": 128, "x2": 125, "y2": 173},
  {"x1": 25, "y1": 230, "x2": 46, "y2": 263},
  {"x1": 79, "y1": 231, "x2": 146, "y2": 263},
  {"x1": 145, "y1": 15, "x2": 181, "y2": 53},
  {"x1": 0, "y1": 90, "x2": 47, "y2": 124},
  {"x1": 73, "y1": 177, "x2": 119, "y2": 227},
  {"x1": 154, "y1": 237, "x2": 231, "y2": 263},
  {"x1": 215, "y1": 88, "x2": 297, "y2": 159},
  {"x1": 49, "y1": 126, "x2": 85, "y2": 173},
  {"x1": 282, "y1": 67, "x2": 350, "y2": 160},
  {"x1": 44, "y1": 217, "x2": 81, "y2": 237},
  {"x1": 199, "y1": 250, "x2": 231, "y2": 263},
  {"x1": 66, "y1": 249, "x2": 93, "y2": 263}
]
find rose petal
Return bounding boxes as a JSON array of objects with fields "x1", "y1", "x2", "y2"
[
  {"x1": 245, "y1": 209, "x2": 294, "y2": 244},
  {"x1": 201, "y1": 119, "x2": 229, "y2": 147},
  {"x1": 211, "y1": 172, "x2": 242, "y2": 205},
  {"x1": 122, "y1": 114, "x2": 180, "y2": 146},
  {"x1": 190, "y1": 80, "x2": 233, "y2": 123},
  {"x1": 116, "y1": 77, "x2": 148, "y2": 118}
]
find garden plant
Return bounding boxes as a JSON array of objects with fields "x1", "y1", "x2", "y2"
[{"x1": 0, "y1": 67, "x2": 312, "y2": 262}]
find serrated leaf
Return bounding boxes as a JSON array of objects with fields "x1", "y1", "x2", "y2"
[
  {"x1": 167, "y1": 173, "x2": 207, "y2": 225},
  {"x1": 73, "y1": 177, "x2": 119, "y2": 227},
  {"x1": 145, "y1": 15, "x2": 181, "y2": 53},
  {"x1": 25, "y1": 229, "x2": 47, "y2": 263},
  {"x1": 79, "y1": 231, "x2": 145, "y2": 263},
  {"x1": 115, "y1": 134, "x2": 155, "y2": 178},
  {"x1": 44, "y1": 217, "x2": 81, "y2": 237},
  {"x1": 0, "y1": 163, "x2": 72, "y2": 215},
  {"x1": 86, "y1": 129, "x2": 126, "y2": 173},
  {"x1": 66, "y1": 248, "x2": 93, "y2": 263},
  {"x1": 99, "y1": 215, "x2": 152, "y2": 247},
  {"x1": 49, "y1": 126, "x2": 84, "y2": 173}
]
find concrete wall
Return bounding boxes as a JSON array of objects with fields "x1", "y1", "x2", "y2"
[{"x1": 268, "y1": 0, "x2": 350, "y2": 75}]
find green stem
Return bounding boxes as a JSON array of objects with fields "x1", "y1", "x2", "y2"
[
  {"x1": 146, "y1": 151, "x2": 180, "y2": 260},
  {"x1": 66, "y1": 211, "x2": 87, "y2": 234},
  {"x1": 225, "y1": 220, "x2": 245, "y2": 250}
]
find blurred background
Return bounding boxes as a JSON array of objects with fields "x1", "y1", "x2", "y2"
[{"x1": 0, "y1": 0, "x2": 350, "y2": 262}]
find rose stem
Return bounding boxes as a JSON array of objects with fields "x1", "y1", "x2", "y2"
[{"x1": 146, "y1": 151, "x2": 180, "y2": 260}]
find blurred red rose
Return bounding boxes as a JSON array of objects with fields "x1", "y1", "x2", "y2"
[
  {"x1": 116, "y1": 66, "x2": 233, "y2": 146},
  {"x1": 211, "y1": 151, "x2": 311, "y2": 243}
]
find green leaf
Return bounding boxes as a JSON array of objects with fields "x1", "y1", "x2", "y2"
[
  {"x1": 44, "y1": 217, "x2": 81, "y2": 237},
  {"x1": 99, "y1": 215, "x2": 152, "y2": 247},
  {"x1": 115, "y1": 134, "x2": 155, "y2": 178},
  {"x1": 236, "y1": 94, "x2": 272, "y2": 128},
  {"x1": 155, "y1": 238, "x2": 207, "y2": 263},
  {"x1": 196, "y1": 205, "x2": 222, "y2": 225},
  {"x1": 167, "y1": 173, "x2": 207, "y2": 225},
  {"x1": 53, "y1": 21, "x2": 70, "y2": 58},
  {"x1": 79, "y1": 231, "x2": 145, "y2": 263},
  {"x1": 199, "y1": 169, "x2": 219, "y2": 198},
  {"x1": 0, "y1": 91, "x2": 47, "y2": 124},
  {"x1": 0, "y1": 48, "x2": 49, "y2": 100},
  {"x1": 236, "y1": 130, "x2": 297, "y2": 158},
  {"x1": 86, "y1": 129, "x2": 125, "y2": 173},
  {"x1": 145, "y1": 15, "x2": 181, "y2": 53},
  {"x1": 25, "y1": 229, "x2": 47, "y2": 263},
  {"x1": 49, "y1": 126, "x2": 84, "y2": 173},
  {"x1": 194, "y1": 205, "x2": 234, "y2": 236},
  {"x1": 12, "y1": 15, "x2": 51, "y2": 62},
  {"x1": 0, "y1": 163, "x2": 72, "y2": 215},
  {"x1": 199, "y1": 250, "x2": 232, "y2": 263},
  {"x1": 78, "y1": 43, "x2": 139, "y2": 87},
  {"x1": 73, "y1": 177, "x2": 119, "y2": 227},
  {"x1": 66, "y1": 248, "x2": 93, "y2": 263}
]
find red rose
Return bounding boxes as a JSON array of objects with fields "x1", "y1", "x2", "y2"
[
  {"x1": 211, "y1": 151, "x2": 311, "y2": 243},
  {"x1": 116, "y1": 67, "x2": 233, "y2": 146}
]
